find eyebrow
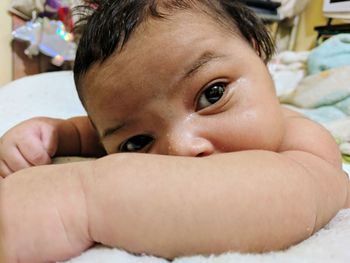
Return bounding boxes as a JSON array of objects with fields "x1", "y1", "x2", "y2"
[
  {"x1": 182, "y1": 51, "x2": 224, "y2": 80},
  {"x1": 102, "y1": 123, "x2": 125, "y2": 139},
  {"x1": 86, "y1": 116, "x2": 122, "y2": 140}
]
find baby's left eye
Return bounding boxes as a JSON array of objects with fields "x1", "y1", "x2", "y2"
[
  {"x1": 119, "y1": 135, "x2": 154, "y2": 153},
  {"x1": 197, "y1": 82, "x2": 226, "y2": 111}
]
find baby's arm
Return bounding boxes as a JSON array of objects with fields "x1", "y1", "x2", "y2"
[
  {"x1": 1, "y1": 108, "x2": 349, "y2": 261},
  {"x1": 279, "y1": 107, "x2": 342, "y2": 168},
  {"x1": 81, "y1": 148, "x2": 349, "y2": 258},
  {"x1": 0, "y1": 116, "x2": 104, "y2": 177},
  {"x1": 0, "y1": 162, "x2": 93, "y2": 262}
]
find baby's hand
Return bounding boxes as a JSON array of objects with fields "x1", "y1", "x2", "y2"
[{"x1": 0, "y1": 117, "x2": 58, "y2": 178}]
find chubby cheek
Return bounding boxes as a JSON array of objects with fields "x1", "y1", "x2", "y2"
[
  {"x1": 247, "y1": 108, "x2": 284, "y2": 151},
  {"x1": 211, "y1": 106, "x2": 284, "y2": 153},
  {"x1": 241, "y1": 103, "x2": 284, "y2": 151},
  {"x1": 213, "y1": 111, "x2": 262, "y2": 152}
]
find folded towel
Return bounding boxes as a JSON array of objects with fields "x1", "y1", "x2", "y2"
[
  {"x1": 284, "y1": 66, "x2": 350, "y2": 108},
  {"x1": 308, "y1": 34, "x2": 350, "y2": 75}
]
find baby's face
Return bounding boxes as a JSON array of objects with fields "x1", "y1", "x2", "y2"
[{"x1": 83, "y1": 9, "x2": 284, "y2": 156}]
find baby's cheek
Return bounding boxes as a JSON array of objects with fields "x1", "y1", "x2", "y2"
[
  {"x1": 243, "y1": 109, "x2": 283, "y2": 151},
  {"x1": 258, "y1": 105, "x2": 285, "y2": 150}
]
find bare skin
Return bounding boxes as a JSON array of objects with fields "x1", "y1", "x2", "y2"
[{"x1": 0, "y1": 8, "x2": 349, "y2": 263}]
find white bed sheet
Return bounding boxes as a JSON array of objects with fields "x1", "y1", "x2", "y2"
[{"x1": 0, "y1": 71, "x2": 86, "y2": 137}]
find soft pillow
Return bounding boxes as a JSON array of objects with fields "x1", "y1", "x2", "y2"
[{"x1": 0, "y1": 71, "x2": 86, "y2": 137}]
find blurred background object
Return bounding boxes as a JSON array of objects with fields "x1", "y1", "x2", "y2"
[
  {"x1": 314, "y1": 0, "x2": 350, "y2": 42},
  {"x1": 0, "y1": 0, "x2": 12, "y2": 86},
  {"x1": 6, "y1": 0, "x2": 79, "y2": 82},
  {"x1": 323, "y1": 0, "x2": 350, "y2": 20}
]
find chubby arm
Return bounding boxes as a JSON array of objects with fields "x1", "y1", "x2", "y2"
[
  {"x1": 1, "y1": 150, "x2": 348, "y2": 262},
  {"x1": 81, "y1": 148, "x2": 348, "y2": 258},
  {"x1": 278, "y1": 107, "x2": 342, "y2": 168}
]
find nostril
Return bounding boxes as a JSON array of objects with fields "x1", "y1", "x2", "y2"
[
  {"x1": 194, "y1": 141, "x2": 215, "y2": 157},
  {"x1": 196, "y1": 152, "x2": 209, "y2": 157}
]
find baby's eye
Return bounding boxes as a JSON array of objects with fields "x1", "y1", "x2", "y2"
[
  {"x1": 119, "y1": 135, "x2": 154, "y2": 152},
  {"x1": 197, "y1": 82, "x2": 226, "y2": 111}
]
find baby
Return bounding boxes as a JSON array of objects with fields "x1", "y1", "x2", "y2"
[{"x1": 1, "y1": 0, "x2": 349, "y2": 262}]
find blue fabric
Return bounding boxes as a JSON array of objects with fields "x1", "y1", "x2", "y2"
[
  {"x1": 297, "y1": 106, "x2": 347, "y2": 125},
  {"x1": 308, "y1": 34, "x2": 350, "y2": 75}
]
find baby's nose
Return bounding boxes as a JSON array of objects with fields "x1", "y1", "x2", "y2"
[{"x1": 165, "y1": 129, "x2": 214, "y2": 157}]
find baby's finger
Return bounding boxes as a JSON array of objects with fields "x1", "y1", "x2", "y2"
[
  {"x1": 17, "y1": 138, "x2": 52, "y2": 166},
  {"x1": 0, "y1": 160, "x2": 14, "y2": 178},
  {"x1": 2, "y1": 146, "x2": 32, "y2": 172}
]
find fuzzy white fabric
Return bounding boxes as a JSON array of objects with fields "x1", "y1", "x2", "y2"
[
  {"x1": 0, "y1": 71, "x2": 86, "y2": 137},
  {"x1": 2, "y1": 72, "x2": 350, "y2": 263},
  {"x1": 63, "y1": 209, "x2": 350, "y2": 263}
]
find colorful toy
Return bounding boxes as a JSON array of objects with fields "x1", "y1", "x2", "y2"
[{"x1": 12, "y1": 16, "x2": 76, "y2": 66}]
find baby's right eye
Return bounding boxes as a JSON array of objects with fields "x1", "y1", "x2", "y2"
[
  {"x1": 196, "y1": 82, "x2": 226, "y2": 111},
  {"x1": 119, "y1": 135, "x2": 154, "y2": 153}
]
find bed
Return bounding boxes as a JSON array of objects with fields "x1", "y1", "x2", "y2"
[{"x1": 1, "y1": 71, "x2": 350, "y2": 263}]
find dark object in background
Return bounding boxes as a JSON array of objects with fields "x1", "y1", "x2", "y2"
[
  {"x1": 240, "y1": 0, "x2": 282, "y2": 21},
  {"x1": 315, "y1": 18, "x2": 350, "y2": 41}
]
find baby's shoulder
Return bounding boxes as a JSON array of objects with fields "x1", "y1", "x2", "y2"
[{"x1": 279, "y1": 106, "x2": 342, "y2": 168}]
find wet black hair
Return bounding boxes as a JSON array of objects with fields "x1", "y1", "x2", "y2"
[{"x1": 73, "y1": 0, "x2": 274, "y2": 103}]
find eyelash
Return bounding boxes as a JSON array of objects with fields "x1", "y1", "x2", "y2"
[{"x1": 118, "y1": 134, "x2": 154, "y2": 153}]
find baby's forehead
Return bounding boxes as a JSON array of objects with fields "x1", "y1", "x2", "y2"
[
  {"x1": 78, "y1": 3, "x2": 267, "y2": 113},
  {"x1": 84, "y1": 28, "x2": 248, "y2": 112},
  {"x1": 85, "y1": 18, "x2": 234, "y2": 88}
]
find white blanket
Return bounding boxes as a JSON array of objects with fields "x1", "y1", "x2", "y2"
[
  {"x1": 1, "y1": 72, "x2": 350, "y2": 263},
  {"x1": 65, "y1": 209, "x2": 350, "y2": 263}
]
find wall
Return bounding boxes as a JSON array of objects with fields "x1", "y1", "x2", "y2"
[
  {"x1": 0, "y1": 0, "x2": 12, "y2": 86},
  {"x1": 294, "y1": 0, "x2": 346, "y2": 51}
]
